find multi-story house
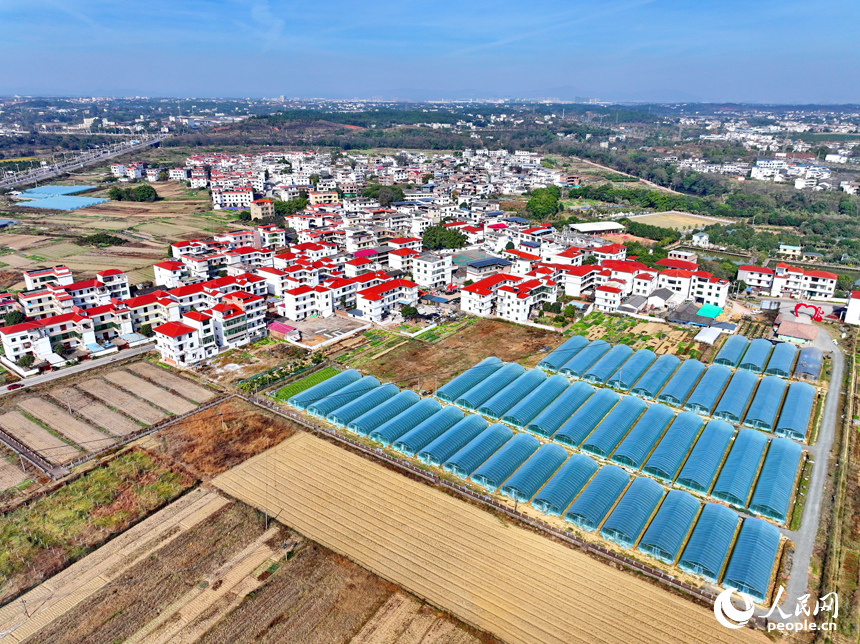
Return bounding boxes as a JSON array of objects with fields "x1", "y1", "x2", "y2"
[
  {"x1": 23, "y1": 265, "x2": 74, "y2": 290},
  {"x1": 354, "y1": 279, "x2": 419, "y2": 322},
  {"x1": 153, "y1": 260, "x2": 189, "y2": 288}
]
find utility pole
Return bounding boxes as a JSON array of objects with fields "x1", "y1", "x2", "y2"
[{"x1": 64, "y1": 390, "x2": 72, "y2": 415}]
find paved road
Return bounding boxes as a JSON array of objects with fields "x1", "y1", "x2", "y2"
[{"x1": 0, "y1": 344, "x2": 154, "y2": 396}]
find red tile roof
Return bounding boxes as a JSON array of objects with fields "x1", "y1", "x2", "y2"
[
  {"x1": 154, "y1": 321, "x2": 196, "y2": 338},
  {"x1": 739, "y1": 265, "x2": 774, "y2": 275}
]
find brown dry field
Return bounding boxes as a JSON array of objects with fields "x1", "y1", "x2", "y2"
[
  {"x1": 0, "y1": 457, "x2": 27, "y2": 491},
  {"x1": 16, "y1": 397, "x2": 115, "y2": 451},
  {"x1": 49, "y1": 386, "x2": 142, "y2": 436},
  {"x1": 629, "y1": 212, "x2": 726, "y2": 229},
  {"x1": 103, "y1": 370, "x2": 197, "y2": 415},
  {"x1": 200, "y1": 341, "x2": 307, "y2": 385},
  {"x1": 355, "y1": 318, "x2": 561, "y2": 385},
  {"x1": 81, "y1": 377, "x2": 167, "y2": 424},
  {"x1": 126, "y1": 361, "x2": 217, "y2": 403},
  {"x1": 215, "y1": 432, "x2": 767, "y2": 644},
  {"x1": 0, "y1": 410, "x2": 81, "y2": 464}
]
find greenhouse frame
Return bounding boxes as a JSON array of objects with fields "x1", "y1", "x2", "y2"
[
  {"x1": 774, "y1": 381, "x2": 816, "y2": 441},
  {"x1": 477, "y1": 369, "x2": 546, "y2": 419},
  {"x1": 347, "y1": 390, "x2": 420, "y2": 436},
  {"x1": 307, "y1": 376, "x2": 380, "y2": 419},
  {"x1": 655, "y1": 359, "x2": 706, "y2": 407},
  {"x1": 435, "y1": 357, "x2": 504, "y2": 403},
  {"x1": 637, "y1": 490, "x2": 701, "y2": 564},
  {"x1": 288, "y1": 368, "x2": 362, "y2": 410},
  {"x1": 417, "y1": 415, "x2": 488, "y2": 466},
  {"x1": 559, "y1": 339, "x2": 611, "y2": 378},
  {"x1": 606, "y1": 349, "x2": 656, "y2": 391},
  {"x1": 530, "y1": 454, "x2": 599, "y2": 516},
  {"x1": 454, "y1": 362, "x2": 525, "y2": 411},
  {"x1": 683, "y1": 365, "x2": 732, "y2": 415},
  {"x1": 677, "y1": 503, "x2": 740, "y2": 583},
  {"x1": 564, "y1": 465, "x2": 630, "y2": 532},
  {"x1": 793, "y1": 346, "x2": 823, "y2": 381},
  {"x1": 610, "y1": 403, "x2": 675, "y2": 469},
  {"x1": 674, "y1": 420, "x2": 735, "y2": 494},
  {"x1": 443, "y1": 424, "x2": 513, "y2": 479},
  {"x1": 525, "y1": 381, "x2": 594, "y2": 437},
  {"x1": 553, "y1": 388, "x2": 620, "y2": 447},
  {"x1": 471, "y1": 432, "x2": 540, "y2": 492},
  {"x1": 630, "y1": 354, "x2": 680, "y2": 399},
  {"x1": 712, "y1": 369, "x2": 759, "y2": 423},
  {"x1": 581, "y1": 344, "x2": 634, "y2": 385},
  {"x1": 537, "y1": 335, "x2": 589, "y2": 373},
  {"x1": 722, "y1": 518, "x2": 782, "y2": 603},
  {"x1": 713, "y1": 335, "x2": 749, "y2": 367},
  {"x1": 763, "y1": 342, "x2": 798, "y2": 378},
  {"x1": 325, "y1": 383, "x2": 399, "y2": 427},
  {"x1": 748, "y1": 438, "x2": 803, "y2": 523},
  {"x1": 738, "y1": 338, "x2": 773, "y2": 374},
  {"x1": 743, "y1": 376, "x2": 788, "y2": 431},
  {"x1": 500, "y1": 443, "x2": 568, "y2": 502},
  {"x1": 599, "y1": 477, "x2": 665, "y2": 548},
  {"x1": 710, "y1": 428, "x2": 769, "y2": 508},
  {"x1": 369, "y1": 397, "x2": 441, "y2": 447},
  {"x1": 581, "y1": 395, "x2": 648, "y2": 458},
  {"x1": 500, "y1": 374, "x2": 569, "y2": 429},
  {"x1": 392, "y1": 405, "x2": 464, "y2": 457},
  {"x1": 642, "y1": 412, "x2": 705, "y2": 481}
]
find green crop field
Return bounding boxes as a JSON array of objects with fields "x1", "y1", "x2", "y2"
[{"x1": 275, "y1": 367, "x2": 339, "y2": 401}]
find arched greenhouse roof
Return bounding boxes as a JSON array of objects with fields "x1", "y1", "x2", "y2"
[
  {"x1": 794, "y1": 346, "x2": 823, "y2": 380},
  {"x1": 435, "y1": 357, "x2": 504, "y2": 403},
  {"x1": 288, "y1": 369, "x2": 361, "y2": 410},
  {"x1": 471, "y1": 432, "x2": 540, "y2": 492},
  {"x1": 738, "y1": 338, "x2": 773, "y2": 374},
  {"x1": 326, "y1": 383, "x2": 399, "y2": 427},
  {"x1": 713, "y1": 334, "x2": 750, "y2": 367},
  {"x1": 606, "y1": 349, "x2": 656, "y2": 391},
  {"x1": 581, "y1": 344, "x2": 634, "y2": 385},
  {"x1": 500, "y1": 374, "x2": 569, "y2": 429},
  {"x1": 630, "y1": 354, "x2": 680, "y2": 400},
  {"x1": 683, "y1": 365, "x2": 732, "y2": 415},
  {"x1": 455, "y1": 362, "x2": 525, "y2": 411},
  {"x1": 553, "y1": 388, "x2": 620, "y2": 447},
  {"x1": 600, "y1": 477, "x2": 665, "y2": 549},
  {"x1": 417, "y1": 414, "x2": 488, "y2": 466},
  {"x1": 369, "y1": 397, "x2": 441, "y2": 447},
  {"x1": 537, "y1": 335, "x2": 589, "y2": 373},
  {"x1": 638, "y1": 490, "x2": 701, "y2": 564},
  {"x1": 774, "y1": 381, "x2": 816, "y2": 441},
  {"x1": 610, "y1": 403, "x2": 674, "y2": 469},
  {"x1": 711, "y1": 428, "x2": 769, "y2": 508},
  {"x1": 559, "y1": 339, "x2": 611, "y2": 379},
  {"x1": 642, "y1": 411, "x2": 704, "y2": 482},
  {"x1": 477, "y1": 369, "x2": 546, "y2": 420},
  {"x1": 307, "y1": 376, "x2": 380, "y2": 419},
  {"x1": 500, "y1": 443, "x2": 568, "y2": 503},
  {"x1": 675, "y1": 420, "x2": 735, "y2": 494},
  {"x1": 443, "y1": 423, "x2": 513, "y2": 479},
  {"x1": 678, "y1": 503, "x2": 740, "y2": 583},
  {"x1": 392, "y1": 405, "x2": 464, "y2": 457},
  {"x1": 763, "y1": 342, "x2": 798, "y2": 378},
  {"x1": 712, "y1": 369, "x2": 758, "y2": 423},
  {"x1": 748, "y1": 438, "x2": 803, "y2": 523},
  {"x1": 564, "y1": 465, "x2": 630, "y2": 532},
  {"x1": 347, "y1": 390, "x2": 420, "y2": 436},
  {"x1": 743, "y1": 376, "x2": 787, "y2": 431},
  {"x1": 525, "y1": 381, "x2": 594, "y2": 437},
  {"x1": 581, "y1": 395, "x2": 647, "y2": 459},
  {"x1": 722, "y1": 518, "x2": 782, "y2": 603},
  {"x1": 655, "y1": 359, "x2": 706, "y2": 407},
  {"x1": 531, "y1": 454, "x2": 599, "y2": 516}
]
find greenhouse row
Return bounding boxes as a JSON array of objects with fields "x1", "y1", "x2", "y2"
[{"x1": 287, "y1": 368, "x2": 788, "y2": 600}]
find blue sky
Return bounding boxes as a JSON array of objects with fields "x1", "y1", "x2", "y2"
[{"x1": 1, "y1": 0, "x2": 858, "y2": 102}]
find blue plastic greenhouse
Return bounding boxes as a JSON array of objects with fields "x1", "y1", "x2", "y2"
[
  {"x1": 674, "y1": 420, "x2": 735, "y2": 494},
  {"x1": 610, "y1": 403, "x2": 675, "y2": 469},
  {"x1": 678, "y1": 503, "x2": 740, "y2": 582},
  {"x1": 606, "y1": 349, "x2": 656, "y2": 391},
  {"x1": 581, "y1": 395, "x2": 647, "y2": 458},
  {"x1": 630, "y1": 354, "x2": 680, "y2": 399},
  {"x1": 307, "y1": 376, "x2": 380, "y2": 419},
  {"x1": 642, "y1": 412, "x2": 705, "y2": 481},
  {"x1": 559, "y1": 339, "x2": 611, "y2": 378},
  {"x1": 537, "y1": 335, "x2": 589, "y2": 372},
  {"x1": 763, "y1": 342, "x2": 798, "y2": 378},
  {"x1": 600, "y1": 477, "x2": 665, "y2": 548},
  {"x1": 392, "y1": 405, "x2": 464, "y2": 457},
  {"x1": 435, "y1": 357, "x2": 504, "y2": 403},
  {"x1": 499, "y1": 443, "x2": 568, "y2": 502},
  {"x1": 748, "y1": 438, "x2": 803, "y2": 523},
  {"x1": 326, "y1": 383, "x2": 400, "y2": 427},
  {"x1": 369, "y1": 397, "x2": 441, "y2": 446},
  {"x1": 500, "y1": 374, "x2": 569, "y2": 428},
  {"x1": 471, "y1": 433, "x2": 540, "y2": 492},
  {"x1": 525, "y1": 381, "x2": 594, "y2": 437},
  {"x1": 443, "y1": 424, "x2": 513, "y2": 479},
  {"x1": 417, "y1": 415, "x2": 488, "y2": 466},
  {"x1": 738, "y1": 338, "x2": 773, "y2": 373},
  {"x1": 564, "y1": 465, "x2": 630, "y2": 532},
  {"x1": 553, "y1": 388, "x2": 620, "y2": 447},
  {"x1": 347, "y1": 390, "x2": 420, "y2": 436},
  {"x1": 774, "y1": 381, "x2": 816, "y2": 440},
  {"x1": 531, "y1": 454, "x2": 599, "y2": 516},
  {"x1": 712, "y1": 369, "x2": 759, "y2": 423},
  {"x1": 454, "y1": 362, "x2": 525, "y2": 411},
  {"x1": 581, "y1": 344, "x2": 634, "y2": 385},
  {"x1": 743, "y1": 376, "x2": 787, "y2": 431},
  {"x1": 794, "y1": 346, "x2": 823, "y2": 381},
  {"x1": 683, "y1": 365, "x2": 732, "y2": 415},
  {"x1": 638, "y1": 490, "x2": 701, "y2": 564},
  {"x1": 288, "y1": 369, "x2": 362, "y2": 410},
  {"x1": 655, "y1": 359, "x2": 706, "y2": 407},
  {"x1": 711, "y1": 428, "x2": 769, "y2": 508},
  {"x1": 722, "y1": 518, "x2": 782, "y2": 603},
  {"x1": 477, "y1": 369, "x2": 546, "y2": 419},
  {"x1": 713, "y1": 334, "x2": 750, "y2": 368}
]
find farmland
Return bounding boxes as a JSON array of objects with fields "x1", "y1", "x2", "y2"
[
  {"x1": 627, "y1": 211, "x2": 728, "y2": 230},
  {"x1": 275, "y1": 367, "x2": 338, "y2": 401},
  {"x1": 214, "y1": 432, "x2": 767, "y2": 644}
]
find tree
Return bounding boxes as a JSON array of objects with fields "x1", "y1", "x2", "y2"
[
  {"x1": 157, "y1": 169, "x2": 168, "y2": 181},
  {"x1": 309, "y1": 174, "x2": 320, "y2": 188},
  {"x1": 4, "y1": 310, "x2": 25, "y2": 326},
  {"x1": 505, "y1": 241, "x2": 515, "y2": 250},
  {"x1": 401, "y1": 305, "x2": 418, "y2": 319},
  {"x1": 17, "y1": 354, "x2": 34, "y2": 368},
  {"x1": 140, "y1": 323, "x2": 153, "y2": 337},
  {"x1": 376, "y1": 187, "x2": 395, "y2": 207},
  {"x1": 422, "y1": 173, "x2": 433, "y2": 183},
  {"x1": 312, "y1": 352, "x2": 324, "y2": 364},
  {"x1": 217, "y1": 270, "x2": 228, "y2": 277},
  {"x1": 583, "y1": 256, "x2": 599, "y2": 265},
  {"x1": 422, "y1": 224, "x2": 466, "y2": 250},
  {"x1": 133, "y1": 184, "x2": 158, "y2": 202}
]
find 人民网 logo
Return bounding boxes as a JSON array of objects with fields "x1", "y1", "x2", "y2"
[{"x1": 714, "y1": 589, "x2": 754, "y2": 629}]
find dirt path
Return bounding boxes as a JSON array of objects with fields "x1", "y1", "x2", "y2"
[
  {"x1": 81, "y1": 377, "x2": 167, "y2": 425},
  {"x1": 126, "y1": 363, "x2": 217, "y2": 404},
  {"x1": 104, "y1": 371, "x2": 197, "y2": 415},
  {"x1": 17, "y1": 398, "x2": 115, "y2": 451},
  {"x1": 0, "y1": 411, "x2": 81, "y2": 464}
]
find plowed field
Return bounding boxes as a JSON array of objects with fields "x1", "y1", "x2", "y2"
[
  {"x1": 49, "y1": 387, "x2": 141, "y2": 436},
  {"x1": 17, "y1": 398, "x2": 114, "y2": 451},
  {"x1": 104, "y1": 371, "x2": 196, "y2": 415},
  {"x1": 0, "y1": 411, "x2": 81, "y2": 464},
  {"x1": 126, "y1": 362, "x2": 217, "y2": 403},
  {"x1": 81, "y1": 377, "x2": 166, "y2": 424}
]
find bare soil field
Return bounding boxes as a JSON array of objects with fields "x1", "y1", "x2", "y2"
[
  {"x1": 81, "y1": 377, "x2": 167, "y2": 424},
  {"x1": 350, "y1": 593, "x2": 482, "y2": 644},
  {"x1": 17, "y1": 397, "x2": 115, "y2": 451},
  {"x1": 103, "y1": 370, "x2": 197, "y2": 415},
  {"x1": 49, "y1": 386, "x2": 142, "y2": 436},
  {"x1": 0, "y1": 410, "x2": 81, "y2": 464},
  {"x1": 628, "y1": 211, "x2": 728, "y2": 230},
  {"x1": 200, "y1": 340, "x2": 307, "y2": 385},
  {"x1": 0, "y1": 457, "x2": 27, "y2": 491},
  {"x1": 127, "y1": 361, "x2": 217, "y2": 403},
  {"x1": 214, "y1": 432, "x2": 767, "y2": 644}
]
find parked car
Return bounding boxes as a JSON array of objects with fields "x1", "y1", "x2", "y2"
[{"x1": 6, "y1": 383, "x2": 23, "y2": 391}]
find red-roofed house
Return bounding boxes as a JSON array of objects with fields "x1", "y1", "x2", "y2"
[
  {"x1": 847, "y1": 291, "x2": 860, "y2": 326},
  {"x1": 461, "y1": 274, "x2": 522, "y2": 317},
  {"x1": 0, "y1": 313, "x2": 96, "y2": 366},
  {"x1": 503, "y1": 249, "x2": 542, "y2": 275},
  {"x1": 563, "y1": 265, "x2": 602, "y2": 298},
  {"x1": 154, "y1": 260, "x2": 188, "y2": 289},
  {"x1": 588, "y1": 243, "x2": 627, "y2": 262},
  {"x1": 655, "y1": 258, "x2": 699, "y2": 271},
  {"x1": 739, "y1": 263, "x2": 836, "y2": 298},
  {"x1": 496, "y1": 278, "x2": 558, "y2": 323},
  {"x1": 595, "y1": 285, "x2": 623, "y2": 312},
  {"x1": 387, "y1": 248, "x2": 419, "y2": 273},
  {"x1": 354, "y1": 279, "x2": 418, "y2": 322},
  {"x1": 388, "y1": 237, "x2": 423, "y2": 251},
  {"x1": 545, "y1": 247, "x2": 584, "y2": 267}
]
